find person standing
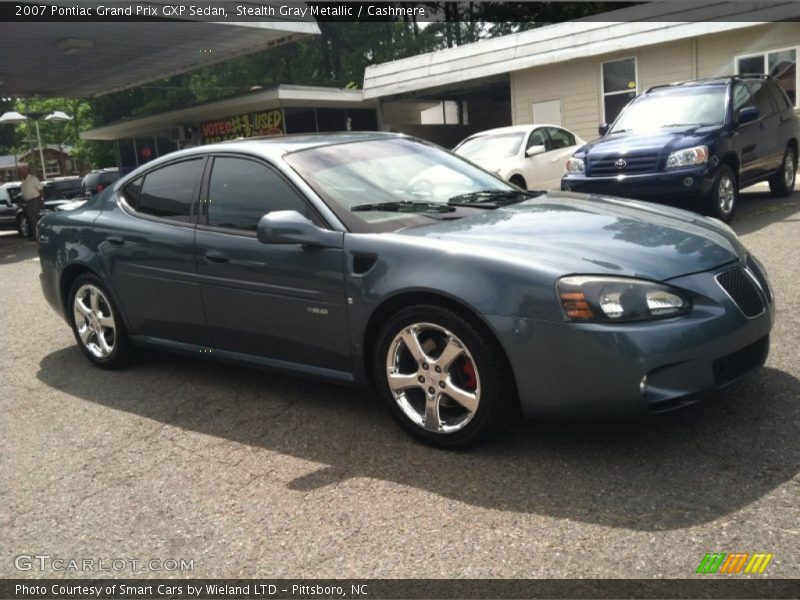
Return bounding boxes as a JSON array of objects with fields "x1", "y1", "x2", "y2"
[{"x1": 19, "y1": 165, "x2": 43, "y2": 240}]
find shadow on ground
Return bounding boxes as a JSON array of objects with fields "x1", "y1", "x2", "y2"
[
  {"x1": 733, "y1": 188, "x2": 800, "y2": 236},
  {"x1": 37, "y1": 345, "x2": 800, "y2": 532}
]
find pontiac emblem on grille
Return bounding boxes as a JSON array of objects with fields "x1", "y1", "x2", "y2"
[{"x1": 615, "y1": 158, "x2": 627, "y2": 169}]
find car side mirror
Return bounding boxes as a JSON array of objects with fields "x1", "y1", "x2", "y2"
[
  {"x1": 737, "y1": 106, "x2": 760, "y2": 125},
  {"x1": 525, "y1": 144, "x2": 546, "y2": 157},
  {"x1": 256, "y1": 210, "x2": 343, "y2": 248},
  {"x1": 598, "y1": 123, "x2": 609, "y2": 136}
]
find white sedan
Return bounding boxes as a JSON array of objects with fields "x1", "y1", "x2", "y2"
[{"x1": 454, "y1": 124, "x2": 585, "y2": 190}]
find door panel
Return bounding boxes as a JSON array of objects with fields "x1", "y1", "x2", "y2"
[
  {"x1": 195, "y1": 155, "x2": 350, "y2": 372},
  {"x1": 94, "y1": 158, "x2": 210, "y2": 346},
  {"x1": 195, "y1": 232, "x2": 350, "y2": 371}
]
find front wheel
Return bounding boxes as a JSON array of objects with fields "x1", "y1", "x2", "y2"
[
  {"x1": 374, "y1": 305, "x2": 512, "y2": 448},
  {"x1": 769, "y1": 146, "x2": 796, "y2": 197},
  {"x1": 704, "y1": 165, "x2": 738, "y2": 222},
  {"x1": 68, "y1": 275, "x2": 133, "y2": 369}
]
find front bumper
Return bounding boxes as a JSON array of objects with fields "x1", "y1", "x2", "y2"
[
  {"x1": 561, "y1": 165, "x2": 716, "y2": 202},
  {"x1": 488, "y1": 261, "x2": 775, "y2": 419}
]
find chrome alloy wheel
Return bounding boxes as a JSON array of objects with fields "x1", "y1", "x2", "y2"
[
  {"x1": 385, "y1": 322, "x2": 481, "y2": 434},
  {"x1": 785, "y1": 153, "x2": 796, "y2": 188},
  {"x1": 73, "y1": 284, "x2": 117, "y2": 359},
  {"x1": 718, "y1": 174, "x2": 735, "y2": 215}
]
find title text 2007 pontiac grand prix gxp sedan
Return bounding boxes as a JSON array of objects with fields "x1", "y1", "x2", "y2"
[{"x1": 37, "y1": 133, "x2": 774, "y2": 447}]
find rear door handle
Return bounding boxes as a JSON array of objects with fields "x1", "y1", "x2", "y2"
[
  {"x1": 204, "y1": 250, "x2": 229, "y2": 263},
  {"x1": 106, "y1": 236, "x2": 124, "y2": 246}
]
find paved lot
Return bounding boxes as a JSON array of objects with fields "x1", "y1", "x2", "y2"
[{"x1": 1, "y1": 187, "x2": 799, "y2": 580}]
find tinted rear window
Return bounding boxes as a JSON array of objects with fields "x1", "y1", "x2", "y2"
[{"x1": 136, "y1": 159, "x2": 203, "y2": 221}]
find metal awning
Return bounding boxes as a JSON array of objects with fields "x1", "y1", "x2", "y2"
[
  {"x1": 81, "y1": 85, "x2": 370, "y2": 140},
  {"x1": 0, "y1": 21, "x2": 319, "y2": 98}
]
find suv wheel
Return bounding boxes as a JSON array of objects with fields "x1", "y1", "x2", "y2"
[
  {"x1": 374, "y1": 305, "x2": 512, "y2": 448},
  {"x1": 68, "y1": 275, "x2": 133, "y2": 369},
  {"x1": 769, "y1": 146, "x2": 796, "y2": 197},
  {"x1": 705, "y1": 165, "x2": 738, "y2": 222}
]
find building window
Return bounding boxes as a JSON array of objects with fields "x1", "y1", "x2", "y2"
[
  {"x1": 736, "y1": 48, "x2": 797, "y2": 107},
  {"x1": 45, "y1": 159, "x2": 60, "y2": 176},
  {"x1": 601, "y1": 57, "x2": 637, "y2": 124}
]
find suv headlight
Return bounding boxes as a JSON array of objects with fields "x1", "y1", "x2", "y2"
[
  {"x1": 557, "y1": 276, "x2": 691, "y2": 322},
  {"x1": 565, "y1": 157, "x2": 585, "y2": 174},
  {"x1": 666, "y1": 145, "x2": 708, "y2": 169}
]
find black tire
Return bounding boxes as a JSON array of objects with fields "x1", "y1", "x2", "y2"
[
  {"x1": 704, "y1": 165, "x2": 738, "y2": 222},
  {"x1": 374, "y1": 304, "x2": 513, "y2": 449},
  {"x1": 17, "y1": 214, "x2": 30, "y2": 238},
  {"x1": 68, "y1": 274, "x2": 133, "y2": 369},
  {"x1": 769, "y1": 146, "x2": 796, "y2": 197},
  {"x1": 509, "y1": 175, "x2": 527, "y2": 190}
]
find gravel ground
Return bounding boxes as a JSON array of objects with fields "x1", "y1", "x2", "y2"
[{"x1": 1, "y1": 186, "x2": 798, "y2": 580}]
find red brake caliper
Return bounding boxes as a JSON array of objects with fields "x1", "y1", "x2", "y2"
[{"x1": 461, "y1": 359, "x2": 477, "y2": 390}]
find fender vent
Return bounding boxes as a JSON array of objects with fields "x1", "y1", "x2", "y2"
[{"x1": 351, "y1": 253, "x2": 378, "y2": 275}]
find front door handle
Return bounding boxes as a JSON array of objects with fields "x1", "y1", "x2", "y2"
[
  {"x1": 204, "y1": 250, "x2": 229, "y2": 263},
  {"x1": 106, "y1": 236, "x2": 124, "y2": 246}
]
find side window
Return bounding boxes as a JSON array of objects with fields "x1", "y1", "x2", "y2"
[
  {"x1": 732, "y1": 82, "x2": 752, "y2": 116},
  {"x1": 122, "y1": 177, "x2": 143, "y2": 207},
  {"x1": 0, "y1": 189, "x2": 8, "y2": 203},
  {"x1": 207, "y1": 157, "x2": 311, "y2": 232},
  {"x1": 546, "y1": 127, "x2": 576, "y2": 150},
  {"x1": 747, "y1": 82, "x2": 777, "y2": 116},
  {"x1": 767, "y1": 82, "x2": 792, "y2": 111},
  {"x1": 527, "y1": 128, "x2": 549, "y2": 151},
  {"x1": 136, "y1": 159, "x2": 203, "y2": 222}
]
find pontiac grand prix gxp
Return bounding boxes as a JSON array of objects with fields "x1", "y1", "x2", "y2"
[{"x1": 37, "y1": 133, "x2": 774, "y2": 447}]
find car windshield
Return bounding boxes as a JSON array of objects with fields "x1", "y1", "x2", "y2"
[
  {"x1": 610, "y1": 86, "x2": 727, "y2": 133},
  {"x1": 285, "y1": 138, "x2": 514, "y2": 232},
  {"x1": 455, "y1": 132, "x2": 526, "y2": 161}
]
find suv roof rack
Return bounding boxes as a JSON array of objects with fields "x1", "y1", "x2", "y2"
[{"x1": 646, "y1": 74, "x2": 773, "y2": 93}]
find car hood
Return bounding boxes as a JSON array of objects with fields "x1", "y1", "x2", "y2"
[
  {"x1": 396, "y1": 192, "x2": 743, "y2": 281},
  {"x1": 578, "y1": 126, "x2": 722, "y2": 157}
]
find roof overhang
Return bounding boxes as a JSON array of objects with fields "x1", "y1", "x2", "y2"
[
  {"x1": 81, "y1": 85, "x2": 370, "y2": 140},
  {"x1": 363, "y1": 2, "x2": 800, "y2": 100},
  {"x1": 0, "y1": 20, "x2": 319, "y2": 98}
]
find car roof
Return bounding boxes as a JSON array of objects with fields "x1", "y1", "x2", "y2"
[
  {"x1": 464, "y1": 124, "x2": 566, "y2": 138},
  {"x1": 0, "y1": 181, "x2": 21, "y2": 188},
  {"x1": 119, "y1": 132, "x2": 412, "y2": 174},
  {"x1": 646, "y1": 75, "x2": 775, "y2": 94}
]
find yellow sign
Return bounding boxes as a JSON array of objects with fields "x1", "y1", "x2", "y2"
[{"x1": 201, "y1": 109, "x2": 283, "y2": 143}]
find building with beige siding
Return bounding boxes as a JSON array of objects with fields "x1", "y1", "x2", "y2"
[{"x1": 363, "y1": 4, "x2": 800, "y2": 146}]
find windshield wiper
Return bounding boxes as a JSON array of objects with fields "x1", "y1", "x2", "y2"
[
  {"x1": 351, "y1": 200, "x2": 455, "y2": 213},
  {"x1": 447, "y1": 189, "x2": 539, "y2": 208}
]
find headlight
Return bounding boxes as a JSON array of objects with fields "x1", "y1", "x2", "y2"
[
  {"x1": 666, "y1": 145, "x2": 708, "y2": 169},
  {"x1": 565, "y1": 157, "x2": 585, "y2": 174},
  {"x1": 557, "y1": 276, "x2": 691, "y2": 322}
]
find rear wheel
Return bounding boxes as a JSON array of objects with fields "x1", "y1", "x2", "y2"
[
  {"x1": 374, "y1": 305, "x2": 512, "y2": 448},
  {"x1": 704, "y1": 165, "x2": 738, "y2": 222},
  {"x1": 17, "y1": 213, "x2": 30, "y2": 238},
  {"x1": 769, "y1": 146, "x2": 796, "y2": 197},
  {"x1": 68, "y1": 275, "x2": 133, "y2": 369}
]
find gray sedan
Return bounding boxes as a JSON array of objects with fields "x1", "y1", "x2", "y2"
[{"x1": 37, "y1": 133, "x2": 774, "y2": 447}]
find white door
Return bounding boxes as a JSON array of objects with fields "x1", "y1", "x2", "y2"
[
  {"x1": 531, "y1": 99, "x2": 562, "y2": 127},
  {"x1": 523, "y1": 126, "x2": 581, "y2": 190}
]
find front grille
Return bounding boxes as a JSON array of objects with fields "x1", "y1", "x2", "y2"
[
  {"x1": 746, "y1": 255, "x2": 772, "y2": 304},
  {"x1": 716, "y1": 267, "x2": 765, "y2": 317},
  {"x1": 713, "y1": 335, "x2": 769, "y2": 386},
  {"x1": 589, "y1": 154, "x2": 659, "y2": 176}
]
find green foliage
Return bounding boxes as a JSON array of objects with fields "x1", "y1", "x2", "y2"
[{"x1": 4, "y1": 2, "x2": 628, "y2": 164}]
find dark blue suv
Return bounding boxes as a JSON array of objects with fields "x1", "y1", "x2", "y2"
[{"x1": 561, "y1": 76, "x2": 799, "y2": 221}]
